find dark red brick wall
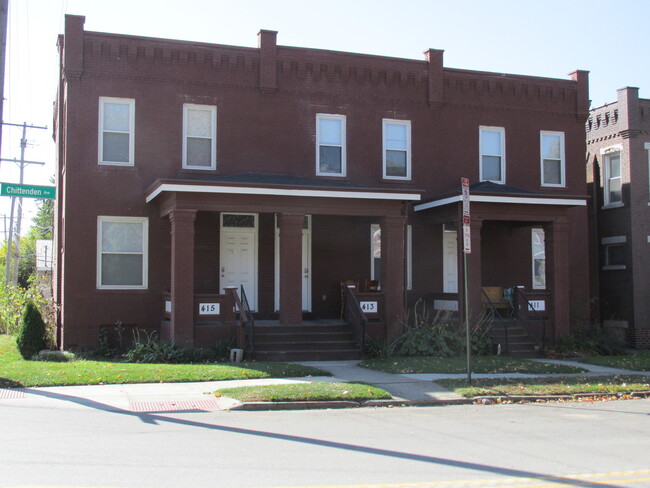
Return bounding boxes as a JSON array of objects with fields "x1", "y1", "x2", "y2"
[{"x1": 55, "y1": 16, "x2": 591, "y2": 348}]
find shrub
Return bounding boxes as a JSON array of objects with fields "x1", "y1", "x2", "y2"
[
  {"x1": 124, "y1": 329, "x2": 234, "y2": 364},
  {"x1": 16, "y1": 301, "x2": 48, "y2": 359},
  {"x1": 37, "y1": 350, "x2": 76, "y2": 362},
  {"x1": 546, "y1": 321, "x2": 627, "y2": 357}
]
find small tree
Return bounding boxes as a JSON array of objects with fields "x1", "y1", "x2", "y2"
[{"x1": 16, "y1": 301, "x2": 48, "y2": 359}]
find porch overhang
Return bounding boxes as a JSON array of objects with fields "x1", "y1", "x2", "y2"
[
  {"x1": 146, "y1": 174, "x2": 422, "y2": 204},
  {"x1": 414, "y1": 181, "x2": 587, "y2": 212}
]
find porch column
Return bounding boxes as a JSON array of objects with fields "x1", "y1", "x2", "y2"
[
  {"x1": 381, "y1": 215, "x2": 407, "y2": 341},
  {"x1": 278, "y1": 213, "x2": 304, "y2": 325},
  {"x1": 545, "y1": 217, "x2": 570, "y2": 341},
  {"x1": 169, "y1": 209, "x2": 196, "y2": 347},
  {"x1": 463, "y1": 218, "x2": 483, "y2": 327}
]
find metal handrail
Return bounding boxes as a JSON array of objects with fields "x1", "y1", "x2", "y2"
[
  {"x1": 239, "y1": 285, "x2": 255, "y2": 354},
  {"x1": 512, "y1": 287, "x2": 546, "y2": 351},
  {"x1": 480, "y1": 289, "x2": 511, "y2": 354},
  {"x1": 343, "y1": 286, "x2": 367, "y2": 351}
]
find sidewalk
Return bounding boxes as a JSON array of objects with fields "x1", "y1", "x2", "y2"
[{"x1": 1, "y1": 359, "x2": 647, "y2": 412}]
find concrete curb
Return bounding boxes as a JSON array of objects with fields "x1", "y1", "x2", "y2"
[{"x1": 228, "y1": 397, "x2": 474, "y2": 411}]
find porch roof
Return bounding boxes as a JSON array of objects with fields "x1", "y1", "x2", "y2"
[
  {"x1": 145, "y1": 173, "x2": 422, "y2": 203},
  {"x1": 414, "y1": 181, "x2": 587, "y2": 212}
]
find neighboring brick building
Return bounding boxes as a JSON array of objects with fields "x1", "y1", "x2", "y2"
[
  {"x1": 587, "y1": 87, "x2": 650, "y2": 348},
  {"x1": 54, "y1": 15, "x2": 590, "y2": 354}
]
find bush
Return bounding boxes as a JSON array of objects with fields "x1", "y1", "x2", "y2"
[
  {"x1": 546, "y1": 322, "x2": 627, "y2": 357},
  {"x1": 124, "y1": 329, "x2": 234, "y2": 364},
  {"x1": 37, "y1": 350, "x2": 76, "y2": 362},
  {"x1": 16, "y1": 301, "x2": 48, "y2": 359}
]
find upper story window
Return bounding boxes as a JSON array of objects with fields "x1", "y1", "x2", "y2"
[
  {"x1": 540, "y1": 131, "x2": 565, "y2": 187},
  {"x1": 183, "y1": 104, "x2": 217, "y2": 170},
  {"x1": 479, "y1": 126, "x2": 505, "y2": 184},
  {"x1": 99, "y1": 97, "x2": 135, "y2": 166},
  {"x1": 604, "y1": 151, "x2": 622, "y2": 206},
  {"x1": 316, "y1": 114, "x2": 346, "y2": 176},
  {"x1": 383, "y1": 119, "x2": 411, "y2": 180},
  {"x1": 97, "y1": 216, "x2": 148, "y2": 289}
]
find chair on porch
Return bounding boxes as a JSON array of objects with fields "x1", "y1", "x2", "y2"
[
  {"x1": 340, "y1": 280, "x2": 359, "y2": 319},
  {"x1": 481, "y1": 286, "x2": 512, "y2": 315},
  {"x1": 364, "y1": 279, "x2": 380, "y2": 292}
]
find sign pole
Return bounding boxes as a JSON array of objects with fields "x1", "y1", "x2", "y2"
[{"x1": 461, "y1": 177, "x2": 472, "y2": 385}]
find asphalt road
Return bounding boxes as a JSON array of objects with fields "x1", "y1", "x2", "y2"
[{"x1": 1, "y1": 396, "x2": 650, "y2": 488}]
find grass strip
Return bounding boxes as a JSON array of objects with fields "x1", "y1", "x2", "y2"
[
  {"x1": 437, "y1": 375, "x2": 650, "y2": 398},
  {"x1": 215, "y1": 382, "x2": 391, "y2": 402},
  {"x1": 0, "y1": 334, "x2": 328, "y2": 388},
  {"x1": 578, "y1": 351, "x2": 650, "y2": 371},
  {"x1": 359, "y1": 355, "x2": 587, "y2": 374}
]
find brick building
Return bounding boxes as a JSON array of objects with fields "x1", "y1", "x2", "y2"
[
  {"x1": 54, "y1": 15, "x2": 590, "y2": 356},
  {"x1": 587, "y1": 87, "x2": 650, "y2": 348}
]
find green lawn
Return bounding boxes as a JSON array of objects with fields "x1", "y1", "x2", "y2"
[
  {"x1": 579, "y1": 351, "x2": 650, "y2": 371},
  {"x1": 215, "y1": 382, "x2": 391, "y2": 402},
  {"x1": 0, "y1": 334, "x2": 328, "y2": 388},
  {"x1": 438, "y1": 375, "x2": 650, "y2": 398},
  {"x1": 359, "y1": 355, "x2": 588, "y2": 374}
]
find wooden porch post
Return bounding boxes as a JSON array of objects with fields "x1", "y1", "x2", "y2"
[
  {"x1": 169, "y1": 209, "x2": 196, "y2": 347},
  {"x1": 278, "y1": 213, "x2": 304, "y2": 325},
  {"x1": 545, "y1": 217, "x2": 571, "y2": 341},
  {"x1": 381, "y1": 215, "x2": 407, "y2": 341}
]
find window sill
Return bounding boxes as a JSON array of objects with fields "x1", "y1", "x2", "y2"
[
  {"x1": 602, "y1": 265, "x2": 626, "y2": 271},
  {"x1": 601, "y1": 202, "x2": 624, "y2": 210}
]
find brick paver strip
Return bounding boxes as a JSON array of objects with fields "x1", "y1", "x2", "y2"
[
  {"x1": 129, "y1": 399, "x2": 222, "y2": 412},
  {"x1": 0, "y1": 388, "x2": 26, "y2": 399}
]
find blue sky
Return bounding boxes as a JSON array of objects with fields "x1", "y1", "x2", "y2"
[{"x1": 1, "y1": 0, "x2": 648, "y2": 234}]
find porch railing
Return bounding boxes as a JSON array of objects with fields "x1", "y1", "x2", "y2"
[
  {"x1": 512, "y1": 287, "x2": 546, "y2": 351},
  {"x1": 238, "y1": 285, "x2": 255, "y2": 355},
  {"x1": 480, "y1": 289, "x2": 511, "y2": 354},
  {"x1": 343, "y1": 286, "x2": 367, "y2": 351}
]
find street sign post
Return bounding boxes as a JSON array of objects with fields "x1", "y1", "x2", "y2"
[
  {"x1": 461, "y1": 177, "x2": 472, "y2": 384},
  {"x1": 1, "y1": 182, "x2": 56, "y2": 199}
]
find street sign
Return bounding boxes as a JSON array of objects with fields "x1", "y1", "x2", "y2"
[
  {"x1": 1, "y1": 182, "x2": 56, "y2": 199},
  {"x1": 461, "y1": 177, "x2": 471, "y2": 254}
]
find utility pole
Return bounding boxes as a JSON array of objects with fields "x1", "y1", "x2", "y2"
[
  {"x1": 1, "y1": 121, "x2": 47, "y2": 285},
  {"x1": 0, "y1": 0, "x2": 8, "y2": 158}
]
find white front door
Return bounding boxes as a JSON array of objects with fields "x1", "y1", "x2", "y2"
[
  {"x1": 275, "y1": 216, "x2": 312, "y2": 312},
  {"x1": 220, "y1": 214, "x2": 258, "y2": 311},
  {"x1": 443, "y1": 229, "x2": 458, "y2": 293}
]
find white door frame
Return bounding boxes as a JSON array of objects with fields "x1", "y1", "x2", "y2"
[
  {"x1": 220, "y1": 213, "x2": 258, "y2": 311},
  {"x1": 274, "y1": 215, "x2": 312, "y2": 312}
]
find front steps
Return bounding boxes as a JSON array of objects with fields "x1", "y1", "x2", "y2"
[
  {"x1": 249, "y1": 321, "x2": 363, "y2": 361},
  {"x1": 489, "y1": 319, "x2": 542, "y2": 358}
]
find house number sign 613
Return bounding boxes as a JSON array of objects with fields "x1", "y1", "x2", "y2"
[{"x1": 360, "y1": 301, "x2": 378, "y2": 313}]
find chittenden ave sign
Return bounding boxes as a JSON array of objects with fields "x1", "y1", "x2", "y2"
[{"x1": 1, "y1": 183, "x2": 56, "y2": 199}]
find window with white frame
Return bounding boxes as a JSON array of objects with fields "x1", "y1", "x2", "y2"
[
  {"x1": 531, "y1": 228, "x2": 546, "y2": 289},
  {"x1": 370, "y1": 224, "x2": 381, "y2": 280},
  {"x1": 97, "y1": 217, "x2": 148, "y2": 289},
  {"x1": 383, "y1": 119, "x2": 411, "y2": 179},
  {"x1": 183, "y1": 104, "x2": 217, "y2": 170},
  {"x1": 479, "y1": 126, "x2": 505, "y2": 183},
  {"x1": 99, "y1": 97, "x2": 135, "y2": 165},
  {"x1": 645, "y1": 142, "x2": 650, "y2": 200},
  {"x1": 369, "y1": 223, "x2": 412, "y2": 290},
  {"x1": 316, "y1": 114, "x2": 346, "y2": 176},
  {"x1": 540, "y1": 131, "x2": 565, "y2": 187},
  {"x1": 602, "y1": 236, "x2": 626, "y2": 270},
  {"x1": 604, "y1": 151, "x2": 622, "y2": 206}
]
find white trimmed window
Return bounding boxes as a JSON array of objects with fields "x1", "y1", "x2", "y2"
[
  {"x1": 604, "y1": 152, "x2": 622, "y2": 206},
  {"x1": 183, "y1": 104, "x2": 217, "y2": 170},
  {"x1": 316, "y1": 114, "x2": 346, "y2": 176},
  {"x1": 479, "y1": 126, "x2": 505, "y2": 183},
  {"x1": 602, "y1": 236, "x2": 626, "y2": 270},
  {"x1": 99, "y1": 97, "x2": 135, "y2": 165},
  {"x1": 370, "y1": 224, "x2": 381, "y2": 280},
  {"x1": 645, "y1": 142, "x2": 650, "y2": 200},
  {"x1": 540, "y1": 131, "x2": 565, "y2": 187},
  {"x1": 97, "y1": 217, "x2": 148, "y2": 289},
  {"x1": 383, "y1": 119, "x2": 411, "y2": 180},
  {"x1": 531, "y1": 228, "x2": 546, "y2": 289}
]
